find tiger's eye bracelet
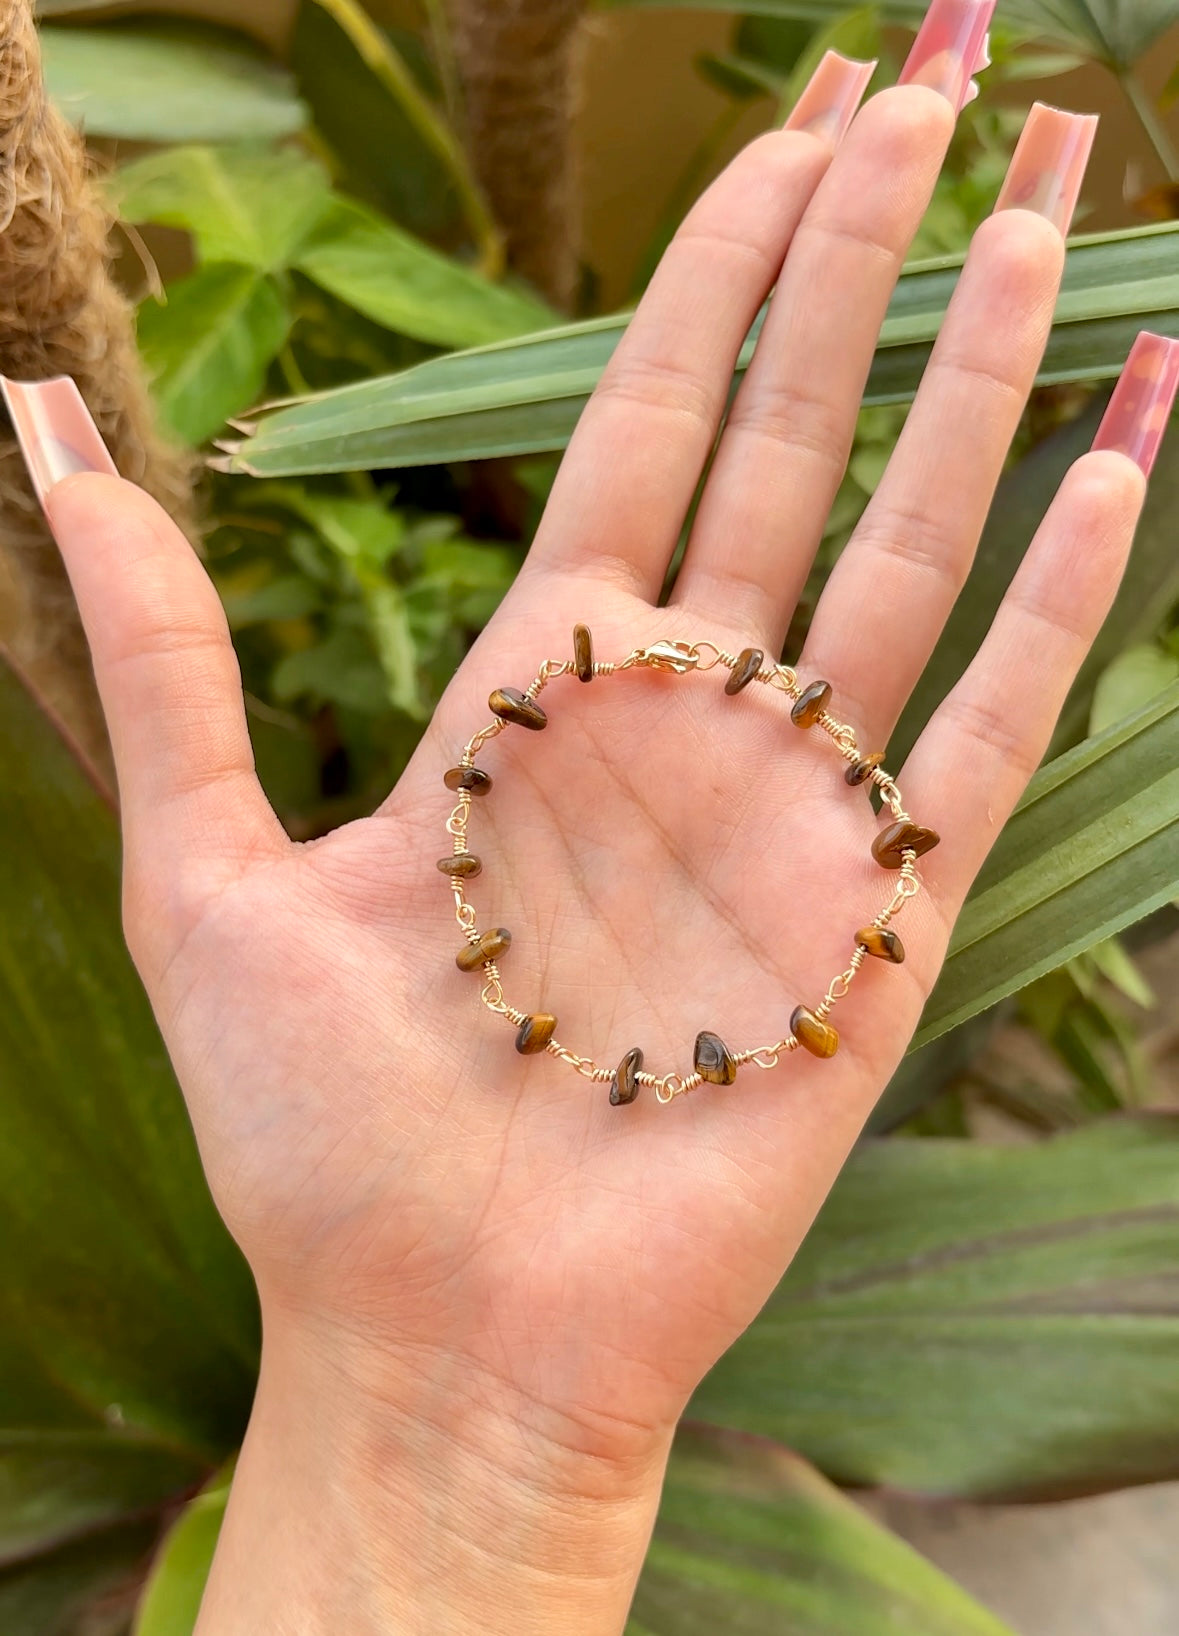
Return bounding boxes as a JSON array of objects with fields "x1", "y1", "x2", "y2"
[{"x1": 439, "y1": 627, "x2": 939, "y2": 1106}]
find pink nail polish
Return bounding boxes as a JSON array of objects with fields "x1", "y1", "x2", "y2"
[
  {"x1": 784, "y1": 50, "x2": 877, "y2": 146},
  {"x1": 1092, "y1": 332, "x2": 1179, "y2": 478},
  {"x1": 0, "y1": 374, "x2": 117, "y2": 507},
  {"x1": 994, "y1": 103, "x2": 1098, "y2": 236},
  {"x1": 899, "y1": 0, "x2": 996, "y2": 115}
]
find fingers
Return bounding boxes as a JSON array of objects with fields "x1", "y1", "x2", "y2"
[
  {"x1": 668, "y1": 83, "x2": 956, "y2": 638},
  {"x1": 901, "y1": 448, "x2": 1149, "y2": 928},
  {"x1": 3, "y1": 375, "x2": 286, "y2": 969},
  {"x1": 800, "y1": 104, "x2": 1096, "y2": 747},
  {"x1": 521, "y1": 58, "x2": 873, "y2": 601}
]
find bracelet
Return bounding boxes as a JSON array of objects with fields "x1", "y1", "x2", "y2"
[{"x1": 439, "y1": 627, "x2": 938, "y2": 1106}]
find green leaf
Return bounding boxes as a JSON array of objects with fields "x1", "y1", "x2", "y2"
[
  {"x1": 692, "y1": 1116, "x2": 1179, "y2": 1499},
  {"x1": 293, "y1": 198, "x2": 555, "y2": 350},
  {"x1": 599, "y1": 0, "x2": 1179, "y2": 69},
  {"x1": 138, "y1": 265, "x2": 291, "y2": 445},
  {"x1": 110, "y1": 147, "x2": 332, "y2": 272},
  {"x1": 915, "y1": 685, "x2": 1179, "y2": 1049},
  {"x1": 1090, "y1": 643, "x2": 1179, "y2": 735},
  {"x1": 780, "y1": 7, "x2": 881, "y2": 117},
  {"x1": 41, "y1": 20, "x2": 307, "y2": 143},
  {"x1": 0, "y1": 1518, "x2": 160, "y2": 1636},
  {"x1": 133, "y1": 1465, "x2": 233, "y2": 1636},
  {"x1": 0, "y1": 654, "x2": 258, "y2": 1454},
  {"x1": 633, "y1": 1426, "x2": 1015, "y2": 1634},
  {"x1": 215, "y1": 224, "x2": 1179, "y2": 475}
]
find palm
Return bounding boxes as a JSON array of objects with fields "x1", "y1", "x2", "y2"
[
  {"x1": 158, "y1": 565, "x2": 939, "y2": 1445},
  {"x1": 49, "y1": 89, "x2": 1144, "y2": 1471}
]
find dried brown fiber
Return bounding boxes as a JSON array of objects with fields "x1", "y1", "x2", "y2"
[{"x1": 0, "y1": 0, "x2": 199, "y2": 790}]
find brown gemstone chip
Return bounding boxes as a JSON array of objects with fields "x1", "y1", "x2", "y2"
[
  {"x1": 790, "y1": 1005, "x2": 839, "y2": 1059},
  {"x1": 609, "y1": 1045, "x2": 644, "y2": 1106},
  {"x1": 856, "y1": 927, "x2": 905, "y2": 964},
  {"x1": 456, "y1": 928, "x2": 513, "y2": 972},
  {"x1": 791, "y1": 679, "x2": 832, "y2": 728},
  {"x1": 489, "y1": 686, "x2": 547, "y2": 730},
  {"x1": 573, "y1": 623, "x2": 594, "y2": 683},
  {"x1": 444, "y1": 764, "x2": 493, "y2": 795},
  {"x1": 515, "y1": 1012, "x2": 557, "y2": 1055},
  {"x1": 437, "y1": 852, "x2": 482, "y2": 878},
  {"x1": 845, "y1": 752, "x2": 885, "y2": 787},
  {"x1": 871, "y1": 820, "x2": 940, "y2": 869},
  {"x1": 694, "y1": 1030, "x2": 737, "y2": 1085},
  {"x1": 724, "y1": 648, "x2": 763, "y2": 696}
]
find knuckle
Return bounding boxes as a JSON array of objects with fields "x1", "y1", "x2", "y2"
[
  {"x1": 725, "y1": 377, "x2": 851, "y2": 473},
  {"x1": 852, "y1": 502, "x2": 966, "y2": 598},
  {"x1": 594, "y1": 350, "x2": 717, "y2": 428},
  {"x1": 940, "y1": 692, "x2": 1042, "y2": 784}
]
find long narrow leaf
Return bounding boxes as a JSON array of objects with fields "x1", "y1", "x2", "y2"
[
  {"x1": 914, "y1": 683, "x2": 1179, "y2": 1049},
  {"x1": 691, "y1": 1116, "x2": 1179, "y2": 1499},
  {"x1": 215, "y1": 225, "x2": 1179, "y2": 475}
]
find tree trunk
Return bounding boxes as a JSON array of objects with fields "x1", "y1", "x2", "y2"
[
  {"x1": 446, "y1": 0, "x2": 587, "y2": 311},
  {"x1": 0, "y1": 0, "x2": 199, "y2": 790}
]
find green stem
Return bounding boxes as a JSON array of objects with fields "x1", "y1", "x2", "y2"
[
  {"x1": 421, "y1": 0, "x2": 462, "y2": 128},
  {"x1": 1118, "y1": 67, "x2": 1179, "y2": 184},
  {"x1": 311, "y1": 0, "x2": 504, "y2": 277}
]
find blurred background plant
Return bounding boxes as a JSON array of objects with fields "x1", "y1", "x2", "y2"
[{"x1": 3, "y1": 1, "x2": 1179, "y2": 1633}]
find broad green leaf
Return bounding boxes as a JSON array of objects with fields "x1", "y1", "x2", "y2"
[
  {"x1": 0, "y1": 1518, "x2": 160, "y2": 1636},
  {"x1": 294, "y1": 198, "x2": 554, "y2": 349},
  {"x1": 1090, "y1": 643, "x2": 1179, "y2": 735},
  {"x1": 110, "y1": 147, "x2": 332, "y2": 272},
  {"x1": 138, "y1": 265, "x2": 291, "y2": 445},
  {"x1": 0, "y1": 653, "x2": 257, "y2": 1455},
  {"x1": 914, "y1": 685, "x2": 1179, "y2": 1049},
  {"x1": 41, "y1": 21, "x2": 307, "y2": 143},
  {"x1": 693, "y1": 1116, "x2": 1179, "y2": 1498},
  {"x1": 0, "y1": 1431, "x2": 201, "y2": 1565},
  {"x1": 599, "y1": 0, "x2": 1179, "y2": 68},
  {"x1": 133, "y1": 1465, "x2": 233, "y2": 1636},
  {"x1": 215, "y1": 225, "x2": 1179, "y2": 475},
  {"x1": 634, "y1": 1425, "x2": 1015, "y2": 1634}
]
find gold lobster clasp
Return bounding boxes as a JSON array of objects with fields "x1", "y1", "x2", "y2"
[{"x1": 633, "y1": 639, "x2": 699, "y2": 673}]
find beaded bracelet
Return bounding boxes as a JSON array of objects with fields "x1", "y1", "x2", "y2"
[{"x1": 440, "y1": 628, "x2": 938, "y2": 1106}]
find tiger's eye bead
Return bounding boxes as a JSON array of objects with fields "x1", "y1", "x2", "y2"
[
  {"x1": 845, "y1": 752, "x2": 884, "y2": 787},
  {"x1": 856, "y1": 927, "x2": 905, "y2": 964},
  {"x1": 790, "y1": 1005, "x2": 839, "y2": 1059},
  {"x1": 790, "y1": 679, "x2": 832, "y2": 728},
  {"x1": 724, "y1": 648, "x2": 763, "y2": 696},
  {"x1": 456, "y1": 928, "x2": 512, "y2": 972},
  {"x1": 871, "y1": 821, "x2": 941, "y2": 869},
  {"x1": 489, "y1": 686, "x2": 547, "y2": 730},
  {"x1": 444, "y1": 764, "x2": 493, "y2": 795},
  {"x1": 573, "y1": 623, "x2": 594, "y2": 683},
  {"x1": 437, "y1": 852, "x2": 482, "y2": 878},
  {"x1": 609, "y1": 1045, "x2": 644, "y2": 1106},
  {"x1": 694, "y1": 1030, "x2": 737, "y2": 1085},
  {"x1": 515, "y1": 1012, "x2": 557, "y2": 1055}
]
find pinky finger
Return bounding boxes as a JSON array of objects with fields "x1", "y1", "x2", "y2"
[{"x1": 899, "y1": 445, "x2": 1148, "y2": 921}]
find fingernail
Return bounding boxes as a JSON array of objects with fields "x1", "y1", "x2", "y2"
[
  {"x1": 784, "y1": 50, "x2": 877, "y2": 146},
  {"x1": 899, "y1": 0, "x2": 996, "y2": 115},
  {"x1": 0, "y1": 374, "x2": 117, "y2": 508},
  {"x1": 1092, "y1": 332, "x2": 1179, "y2": 478},
  {"x1": 994, "y1": 103, "x2": 1098, "y2": 235}
]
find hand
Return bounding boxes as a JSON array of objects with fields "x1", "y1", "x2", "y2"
[{"x1": 21, "y1": 43, "x2": 1164, "y2": 1636}]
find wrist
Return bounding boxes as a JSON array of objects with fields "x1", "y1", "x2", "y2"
[{"x1": 196, "y1": 1311, "x2": 673, "y2": 1636}]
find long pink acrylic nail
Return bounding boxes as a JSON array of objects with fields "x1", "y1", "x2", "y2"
[
  {"x1": 994, "y1": 103, "x2": 1098, "y2": 236},
  {"x1": 0, "y1": 374, "x2": 117, "y2": 507},
  {"x1": 784, "y1": 50, "x2": 877, "y2": 146},
  {"x1": 899, "y1": 0, "x2": 996, "y2": 115},
  {"x1": 1092, "y1": 332, "x2": 1179, "y2": 478}
]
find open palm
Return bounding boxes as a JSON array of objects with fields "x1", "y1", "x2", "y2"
[{"x1": 43, "y1": 86, "x2": 1143, "y2": 1505}]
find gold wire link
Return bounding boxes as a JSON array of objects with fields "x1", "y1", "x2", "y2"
[
  {"x1": 687, "y1": 640, "x2": 728, "y2": 671},
  {"x1": 446, "y1": 634, "x2": 932, "y2": 1107}
]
